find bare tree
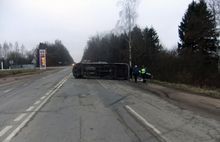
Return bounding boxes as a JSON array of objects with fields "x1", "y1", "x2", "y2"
[
  {"x1": 206, "y1": 0, "x2": 220, "y2": 26},
  {"x1": 9, "y1": 42, "x2": 13, "y2": 51},
  {"x1": 3, "y1": 42, "x2": 10, "y2": 59},
  {"x1": 14, "y1": 42, "x2": 20, "y2": 64},
  {"x1": 21, "y1": 44, "x2": 26, "y2": 57},
  {"x1": 20, "y1": 44, "x2": 26, "y2": 65},
  {"x1": 26, "y1": 48, "x2": 35, "y2": 63},
  {"x1": 15, "y1": 42, "x2": 19, "y2": 53},
  {"x1": 205, "y1": 0, "x2": 220, "y2": 73},
  {"x1": 116, "y1": 0, "x2": 140, "y2": 67},
  {"x1": 0, "y1": 44, "x2": 2, "y2": 58}
]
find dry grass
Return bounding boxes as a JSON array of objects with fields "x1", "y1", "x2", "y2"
[
  {"x1": 149, "y1": 79, "x2": 220, "y2": 99},
  {"x1": 0, "y1": 69, "x2": 51, "y2": 78}
]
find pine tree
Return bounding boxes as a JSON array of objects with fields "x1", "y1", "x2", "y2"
[
  {"x1": 178, "y1": 0, "x2": 219, "y2": 88},
  {"x1": 178, "y1": 0, "x2": 218, "y2": 54}
]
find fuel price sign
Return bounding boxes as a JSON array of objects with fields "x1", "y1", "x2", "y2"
[{"x1": 39, "y1": 49, "x2": 46, "y2": 69}]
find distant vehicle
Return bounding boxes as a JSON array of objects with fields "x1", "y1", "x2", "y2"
[
  {"x1": 81, "y1": 60, "x2": 91, "y2": 63},
  {"x1": 72, "y1": 62, "x2": 129, "y2": 80}
]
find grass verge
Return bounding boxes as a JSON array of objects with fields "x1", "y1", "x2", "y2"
[{"x1": 148, "y1": 79, "x2": 220, "y2": 99}]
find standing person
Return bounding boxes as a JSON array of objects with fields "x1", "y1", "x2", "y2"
[
  {"x1": 132, "y1": 65, "x2": 139, "y2": 83},
  {"x1": 145, "y1": 66, "x2": 148, "y2": 83},
  {"x1": 141, "y1": 65, "x2": 147, "y2": 83}
]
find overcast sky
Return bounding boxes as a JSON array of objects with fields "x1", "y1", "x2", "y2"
[{"x1": 0, "y1": 0, "x2": 193, "y2": 63}]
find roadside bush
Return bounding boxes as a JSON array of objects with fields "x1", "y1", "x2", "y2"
[{"x1": 149, "y1": 49, "x2": 219, "y2": 89}]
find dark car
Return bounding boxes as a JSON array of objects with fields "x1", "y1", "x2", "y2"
[{"x1": 146, "y1": 72, "x2": 153, "y2": 79}]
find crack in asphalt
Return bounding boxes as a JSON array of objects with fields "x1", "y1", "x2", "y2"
[
  {"x1": 200, "y1": 101, "x2": 220, "y2": 109},
  {"x1": 107, "y1": 95, "x2": 128, "y2": 107},
  {"x1": 79, "y1": 116, "x2": 82, "y2": 142},
  {"x1": 38, "y1": 105, "x2": 75, "y2": 113},
  {"x1": 116, "y1": 109, "x2": 142, "y2": 142}
]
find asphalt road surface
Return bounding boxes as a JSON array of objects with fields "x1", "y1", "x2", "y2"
[{"x1": 0, "y1": 67, "x2": 219, "y2": 142}]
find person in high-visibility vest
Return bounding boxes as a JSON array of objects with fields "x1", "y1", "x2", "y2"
[{"x1": 141, "y1": 65, "x2": 147, "y2": 83}]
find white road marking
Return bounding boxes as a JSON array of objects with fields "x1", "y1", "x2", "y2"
[
  {"x1": 48, "y1": 90, "x2": 53, "y2": 94},
  {"x1": 53, "y1": 74, "x2": 70, "y2": 89},
  {"x1": 125, "y1": 105, "x2": 172, "y2": 142},
  {"x1": 14, "y1": 114, "x2": 26, "y2": 122},
  {"x1": 0, "y1": 126, "x2": 12, "y2": 137},
  {"x1": 40, "y1": 96, "x2": 46, "y2": 99},
  {"x1": 34, "y1": 101, "x2": 41, "y2": 105},
  {"x1": 58, "y1": 68, "x2": 67, "y2": 73},
  {"x1": 45, "y1": 92, "x2": 50, "y2": 96},
  {"x1": 4, "y1": 90, "x2": 11, "y2": 93},
  {"x1": 98, "y1": 80, "x2": 171, "y2": 142},
  {"x1": 3, "y1": 73, "x2": 71, "y2": 142},
  {"x1": 26, "y1": 106, "x2": 34, "y2": 112}
]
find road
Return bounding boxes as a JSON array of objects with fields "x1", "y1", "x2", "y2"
[{"x1": 0, "y1": 66, "x2": 219, "y2": 142}]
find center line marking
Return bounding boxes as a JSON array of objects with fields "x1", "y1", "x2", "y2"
[
  {"x1": 26, "y1": 106, "x2": 34, "y2": 112},
  {"x1": 14, "y1": 113, "x2": 26, "y2": 122},
  {"x1": 40, "y1": 96, "x2": 46, "y2": 99},
  {"x1": 3, "y1": 73, "x2": 71, "y2": 142},
  {"x1": 0, "y1": 126, "x2": 13, "y2": 137},
  {"x1": 4, "y1": 90, "x2": 11, "y2": 93},
  {"x1": 45, "y1": 92, "x2": 50, "y2": 96},
  {"x1": 34, "y1": 101, "x2": 41, "y2": 105}
]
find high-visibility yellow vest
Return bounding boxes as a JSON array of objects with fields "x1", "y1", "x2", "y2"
[{"x1": 141, "y1": 68, "x2": 146, "y2": 74}]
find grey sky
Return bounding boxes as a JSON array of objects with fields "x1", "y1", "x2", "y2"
[{"x1": 0, "y1": 0, "x2": 193, "y2": 63}]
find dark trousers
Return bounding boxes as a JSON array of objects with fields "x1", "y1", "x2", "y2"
[
  {"x1": 142, "y1": 74, "x2": 146, "y2": 83},
  {"x1": 134, "y1": 75, "x2": 137, "y2": 83},
  {"x1": 130, "y1": 68, "x2": 133, "y2": 79}
]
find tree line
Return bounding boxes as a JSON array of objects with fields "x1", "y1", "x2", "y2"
[
  {"x1": 0, "y1": 40, "x2": 74, "y2": 68},
  {"x1": 82, "y1": 0, "x2": 220, "y2": 88},
  {"x1": 37, "y1": 40, "x2": 74, "y2": 66},
  {"x1": 82, "y1": 26, "x2": 162, "y2": 68}
]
